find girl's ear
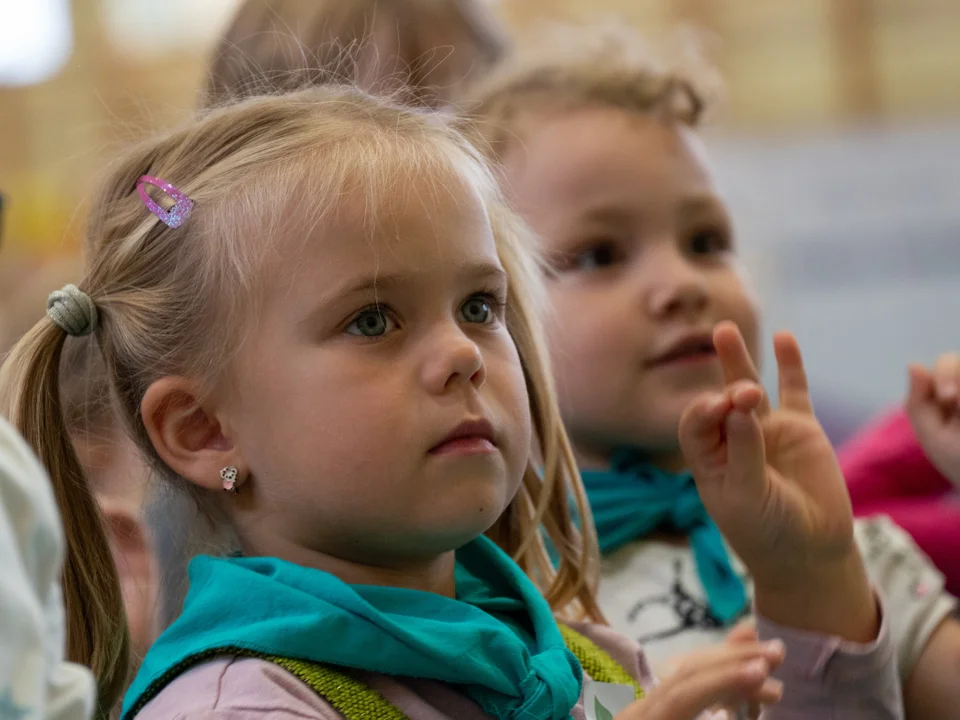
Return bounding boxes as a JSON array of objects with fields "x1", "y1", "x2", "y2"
[{"x1": 141, "y1": 377, "x2": 247, "y2": 492}]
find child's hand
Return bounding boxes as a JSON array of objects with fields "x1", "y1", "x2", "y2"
[
  {"x1": 614, "y1": 640, "x2": 785, "y2": 720},
  {"x1": 678, "y1": 322, "x2": 878, "y2": 642},
  {"x1": 724, "y1": 618, "x2": 758, "y2": 645},
  {"x1": 906, "y1": 354, "x2": 960, "y2": 486},
  {"x1": 658, "y1": 619, "x2": 758, "y2": 677},
  {"x1": 652, "y1": 619, "x2": 765, "y2": 719}
]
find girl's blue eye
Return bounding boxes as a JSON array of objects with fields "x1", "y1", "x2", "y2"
[
  {"x1": 346, "y1": 309, "x2": 394, "y2": 337},
  {"x1": 460, "y1": 296, "x2": 495, "y2": 324}
]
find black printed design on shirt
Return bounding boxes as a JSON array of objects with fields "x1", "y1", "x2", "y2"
[{"x1": 625, "y1": 559, "x2": 724, "y2": 643}]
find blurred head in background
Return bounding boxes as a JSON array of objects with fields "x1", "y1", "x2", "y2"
[
  {"x1": 463, "y1": 24, "x2": 761, "y2": 471},
  {"x1": 204, "y1": 0, "x2": 507, "y2": 109}
]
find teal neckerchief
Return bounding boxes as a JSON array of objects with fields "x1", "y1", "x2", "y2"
[
  {"x1": 122, "y1": 535, "x2": 582, "y2": 720},
  {"x1": 581, "y1": 449, "x2": 748, "y2": 625}
]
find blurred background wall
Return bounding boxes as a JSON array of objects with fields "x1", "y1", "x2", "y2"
[{"x1": 1, "y1": 0, "x2": 959, "y2": 427}]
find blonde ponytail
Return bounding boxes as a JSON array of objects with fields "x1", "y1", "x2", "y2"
[{"x1": 0, "y1": 317, "x2": 130, "y2": 716}]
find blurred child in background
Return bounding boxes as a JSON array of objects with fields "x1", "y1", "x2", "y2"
[
  {"x1": 204, "y1": 0, "x2": 506, "y2": 109},
  {"x1": 840, "y1": 354, "x2": 960, "y2": 598},
  {"x1": 464, "y1": 24, "x2": 960, "y2": 719}
]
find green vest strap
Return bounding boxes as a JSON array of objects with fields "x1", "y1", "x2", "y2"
[
  {"x1": 267, "y1": 656, "x2": 407, "y2": 720},
  {"x1": 128, "y1": 624, "x2": 645, "y2": 719},
  {"x1": 265, "y1": 624, "x2": 644, "y2": 719},
  {"x1": 557, "y1": 625, "x2": 645, "y2": 701}
]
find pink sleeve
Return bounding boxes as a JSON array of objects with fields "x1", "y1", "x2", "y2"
[
  {"x1": 133, "y1": 657, "x2": 343, "y2": 720},
  {"x1": 569, "y1": 614, "x2": 902, "y2": 720},
  {"x1": 755, "y1": 595, "x2": 903, "y2": 719},
  {"x1": 838, "y1": 408, "x2": 952, "y2": 506}
]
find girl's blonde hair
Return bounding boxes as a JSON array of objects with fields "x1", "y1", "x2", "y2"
[
  {"x1": 0, "y1": 87, "x2": 600, "y2": 714},
  {"x1": 460, "y1": 23, "x2": 721, "y2": 159},
  {"x1": 204, "y1": 0, "x2": 507, "y2": 108}
]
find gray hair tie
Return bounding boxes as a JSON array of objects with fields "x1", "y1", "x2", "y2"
[{"x1": 46, "y1": 284, "x2": 98, "y2": 337}]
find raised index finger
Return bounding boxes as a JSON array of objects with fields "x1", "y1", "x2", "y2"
[
  {"x1": 713, "y1": 321, "x2": 770, "y2": 416},
  {"x1": 772, "y1": 330, "x2": 814, "y2": 414}
]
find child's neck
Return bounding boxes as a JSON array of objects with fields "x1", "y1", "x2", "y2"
[
  {"x1": 242, "y1": 535, "x2": 458, "y2": 597},
  {"x1": 574, "y1": 442, "x2": 687, "y2": 474}
]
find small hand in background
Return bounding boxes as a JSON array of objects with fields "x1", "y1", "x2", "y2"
[
  {"x1": 907, "y1": 353, "x2": 960, "y2": 487},
  {"x1": 652, "y1": 620, "x2": 765, "y2": 720},
  {"x1": 657, "y1": 618, "x2": 758, "y2": 678},
  {"x1": 724, "y1": 618, "x2": 758, "y2": 645},
  {"x1": 614, "y1": 639, "x2": 784, "y2": 720}
]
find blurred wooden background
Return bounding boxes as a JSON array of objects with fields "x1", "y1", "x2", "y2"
[
  {"x1": 2, "y1": 0, "x2": 960, "y2": 413},
  {"x1": 2, "y1": 0, "x2": 960, "y2": 254}
]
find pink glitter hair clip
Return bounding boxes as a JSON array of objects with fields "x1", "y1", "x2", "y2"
[{"x1": 136, "y1": 175, "x2": 194, "y2": 229}]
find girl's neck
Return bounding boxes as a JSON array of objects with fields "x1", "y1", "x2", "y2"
[
  {"x1": 242, "y1": 535, "x2": 458, "y2": 597},
  {"x1": 574, "y1": 442, "x2": 687, "y2": 474},
  {"x1": 646, "y1": 450, "x2": 688, "y2": 473}
]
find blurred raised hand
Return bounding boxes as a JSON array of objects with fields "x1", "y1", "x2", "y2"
[{"x1": 906, "y1": 353, "x2": 960, "y2": 487}]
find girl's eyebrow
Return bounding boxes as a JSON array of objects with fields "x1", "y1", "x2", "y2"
[
  {"x1": 576, "y1": 205, "x2": 634, "y2": 226},
  {"x1": 676, "y1": 192, "x2": 726, "y2": 217},
  {"x1": 330, "y1": 262, "x2": 506, "y2": 298},
  {"x1": 298, "y1": 261, "x2": 507, "y2": 327}
]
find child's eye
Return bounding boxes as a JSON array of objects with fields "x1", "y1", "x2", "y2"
[
  {"x1": 459, "y1": 294, "x2": 500, "y2": 324},
  {"x1": 571, "y1": 242, "x2": 620, "y2": 271},
  {"x1": 688, "y1": 229, "x2": 730, "y2": 256},
  {"x1": 346, "y1": 307, "x2": 396, "y2": 337}
]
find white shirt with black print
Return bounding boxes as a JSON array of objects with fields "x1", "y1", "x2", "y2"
[{"x1": 596, "y1": 516, "x2": 956, "y2": 682}]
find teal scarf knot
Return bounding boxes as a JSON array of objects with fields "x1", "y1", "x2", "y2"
[
  {"x1": 581, "y1": 450, "x2": 748, "y2": 625},
  {"x1": 122, "y1": 535, "x2": 582, "y2": 720}
]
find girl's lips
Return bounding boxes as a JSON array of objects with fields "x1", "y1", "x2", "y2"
[
  {"x1": 428, "y1": 418, "x2": 497, "y2": 455},
  {"x1": 646, "y1": 332, "x2": 717, "y2": 367},
  {"x1": 429, "y1": 437, "x2": 497, "y2": 456}
]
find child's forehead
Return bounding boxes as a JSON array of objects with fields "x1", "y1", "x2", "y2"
[
  {"x1": 268, "y1": 162, "x2": 499, "y2": 282},
  {"x1": 505, "y1": 106, "x2": 718, "y2": 215},
  {"x1": 515, "y1": 105, "x2": 704, "y2": 170}
]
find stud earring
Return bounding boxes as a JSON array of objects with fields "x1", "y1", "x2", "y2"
[{"x1": 220, "y1": 466, "x2": 240, "y2": 494}]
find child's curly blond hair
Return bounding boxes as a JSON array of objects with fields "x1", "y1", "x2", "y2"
[{"x1": 460, "y1": 23, "x2": 723, "y2": 159}]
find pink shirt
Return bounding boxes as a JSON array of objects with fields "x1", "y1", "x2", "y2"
[
  {"x1": 135, "y1": 610, "x2": 902, "y2": 719},
  {"x1": 840, "y1": 408, "x2": 952, "y2": 504},
  {"x1": 838, "y1": 408, "x2": 960, "y2": 598}
]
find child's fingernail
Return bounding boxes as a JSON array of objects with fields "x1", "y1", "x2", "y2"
[
  {"x1": 745, "y1": 659, "x2": 767, "y2": 678},
  {"x1": 764, "y1": 639, "x2": 785, "y2": 656},
  {"x1": 764, "y1": 678, "x2": 784, "y2": 700}
]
